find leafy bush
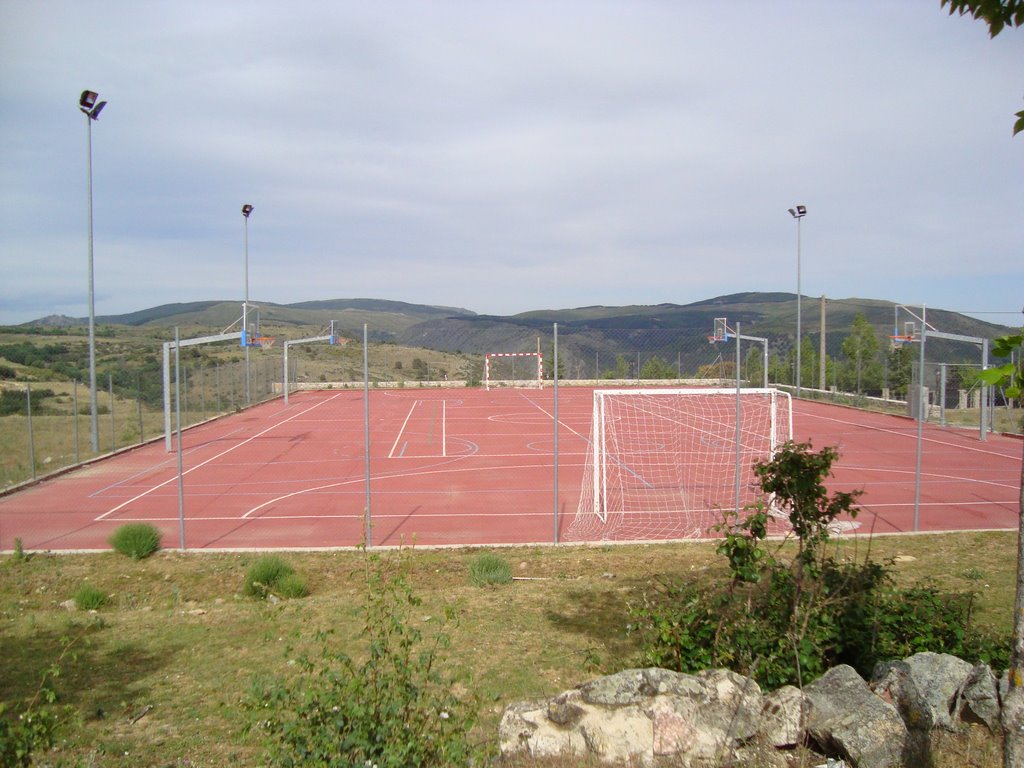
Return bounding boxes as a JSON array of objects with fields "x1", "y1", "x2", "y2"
[
  {"x1": 73, "y1": 583, "x2": 109, "y2": 611},
  {"x1": 468, "y1": 552, "x2": 512, "y2": 586},
  {"x1": 0, "y1": 702, "x2": 58, "y2": 767},
  {"x1": 108, "y1": 523, "x2": 161, "y2": 560},
  {"x1": 0, "y1": 630, "x2": 86, "y2": 766},
  {"x1": 247, "y1": 552, "x2": 482, "y2": 767},
  {"x1": 632, "y1": 442, "x2": 1010, "y2": 690},
  {"x1": 244, "y1": 555, "x2": 307, "y2": 599}
]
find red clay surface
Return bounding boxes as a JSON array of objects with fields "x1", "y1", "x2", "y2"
[{"x1": 0, "y1": 388, "x2": 1019, "y2": 551}]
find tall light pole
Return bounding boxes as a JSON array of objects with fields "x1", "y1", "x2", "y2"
[
  {"x1": 80, "y1": 90, "x2": 107, "y2": 452},
  {"x1": 242, "y1": 204, "x2": 253, "y2": 404},
  {"x1": 788, "y1": 204, "x2": 807, "y2": 396}
]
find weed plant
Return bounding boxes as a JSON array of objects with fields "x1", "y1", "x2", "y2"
[
  {"x1": 468, "y1": 551, "x2": 513, "y2": 586},
  {"x1": 244, "y1": 555, "x2": 307, "y2": 599},
  {"x1": 247, "y1": 551, "x2": 483, "y2": 767},
  {"x1": 72, "y1": 583, "x2": 109, "y2": 611},
  {"x1": 108, "y1": 523, "x2": 161, "y2": 560}
]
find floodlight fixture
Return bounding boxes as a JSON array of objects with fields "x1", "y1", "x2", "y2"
[
  {"x1": 788, "y1": 204, "x2": 807, "y2": 396},
  {"x1": 79, "y1": 90, "x2": 106, "y2": 120},
  {"x1": 242, "y1": 204, "x2": 253, "y2": 401},
  {"x1": 80, "y1": 88, "x2": 107, "y2": 452}
]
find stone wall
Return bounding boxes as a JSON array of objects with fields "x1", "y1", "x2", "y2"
[{"x1": 499, "y1": 653, "x2": 1001, "y2": 767}]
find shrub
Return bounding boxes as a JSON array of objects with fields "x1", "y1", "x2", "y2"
[
  {"x1": 247, "y1": 552, "x2": 482, "y2": 767},
  {"x1": 631, "y1": 442, "x2": 1011, "y2": 691},
  {"x1": 244, "y1": 555, "x2": 307, "y2": 599},
  {"x1": 109, "y1": 523, "x2": 161, "y2": 560},
  {"x1": 274, "y1": 572, "x2": 309, "y2": 599},
  {"x1": 73, "y1": 583, "x2": 109, "y2": 611},
  {"x1": 468, "y1": 552, "x2": 512, "y2": 586}
]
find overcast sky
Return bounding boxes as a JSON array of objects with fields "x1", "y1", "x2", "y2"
[{"x1": 1, "y1": 1, "x2": 1021, "y2": 327}]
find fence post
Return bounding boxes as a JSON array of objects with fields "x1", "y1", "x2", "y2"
[
  {"x1": 26, "y1": 385, "x2": 35, "y2": 481},
  {"x1": 109, "y1": 373, "x2": 115, "y2": 451},
  {"x1": 553, "y1": 323, "x2": 559, "y2": 544},
  {"x1": 73, "y1": 380, "x2": 80, "y2": 464},
  {"x1": 363, "y1": 324, "x2": 372, "y2": 548}
]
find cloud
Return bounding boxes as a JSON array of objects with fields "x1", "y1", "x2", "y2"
[{"x1": 0, "y1": 1, "x2": 1021, "y2": 326}]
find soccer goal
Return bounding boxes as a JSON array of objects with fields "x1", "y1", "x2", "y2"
[
  {"x1": 484, "y1": 352, "x2": 544, "y2": 390},
  {"x1": 568, "y1": 388, "x2": 792, "y2": 541}
]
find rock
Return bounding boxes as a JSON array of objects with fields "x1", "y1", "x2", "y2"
[
  {"x1": 872, "y1": 652, "x2": 973, "y2": 732},
  {"x1": 499, "y1": 656, "x2": 1003, "y2": 767},
  {"x1": 501, "y1": 668, "x2": 764, "y2": 766},
  {"x1": 955, "y1": 663, "x2": 1000, "y2": 731},
  {"x1": 803, "y1": 665, "x2": 908, "y2": 768},
  {"x1": 760, "y1": 685, "x2": 805, "y2": 747}
]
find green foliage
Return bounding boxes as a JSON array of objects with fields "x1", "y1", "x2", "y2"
[
  {"x1": 0, "y1": 388, "x2": 57, "y2": 417},
  {"x1": 13, "y1": 538, "x2": 25, "y2": 563},
  {"x1": 714, "y1": 508, "x2": 772, "y2": 584},
  {"x1": 840, "y1": 313, "x2": 882, "y2": 394},
  {"x1": 0, "y1": 630, "x2": 84, "y2": 766},
  {"x1": 601, "y1": 354, "x2": 631, "y2": 379},
  {"x1": 108, "y1": 523, "x2": 162, "y2": 560},
  {"x1": 244, "y1": 555, "x2": 308, "y2": 599},
  {"x1": 467, "y1": 552, "x2": 513, "y2": 586},
  {"x1": 981, "y1": 332, "x2": 1024, "y2": 398},
  {"x1": 639, "y1": 355, "x2": 676, "y2": 379},
  {"x1": 632, "y1": 441, "x2": 1009, "y2": 691},
  {"x1": 73, "y1": 583, "x2": 109, "y2": 611},
  {"x1": 942, "y1": 0, "x2": 1024, "y2": 38},
  {"x1": 0, "y1": 703, "x2": 58, "y2": 767},
  {"x1": 753, "y1": 441, "x2": 861, "y2": 568},
  {"x1": 247, "y1": 552, "x2": 482, "y2": 767}
]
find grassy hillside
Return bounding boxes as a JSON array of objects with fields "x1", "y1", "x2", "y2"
[{"x1": 0, "y1": 532, "x2": 1012, "y2": 767}]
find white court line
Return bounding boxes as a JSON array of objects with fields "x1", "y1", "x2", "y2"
[
  {"x1": 242, "y1": 455, "x2": 562, "y2": 518},
  {"x1": 801, "y1": 408, "x2": 1021, "y2": 460},
  {"x1": 95, "y1": 393, "x2": 345, "y2": 520},
  {"x1": 389, "y1": 399, "x2": 419, "y2": 458}
]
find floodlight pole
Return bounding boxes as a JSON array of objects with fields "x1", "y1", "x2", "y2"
[
  {"x1": 788, "y1": 205, "x2": 807, "y2": 397},
  {"x1": 80, "y1": 90, "x2": 106, "y2": 452},
  {"x1": 242, "y1": 204, "x2": 253, "y2": 403}
]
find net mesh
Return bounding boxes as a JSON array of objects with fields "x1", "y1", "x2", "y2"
[{"x1": 567, "y1": 388, "x2": 792, "y2": 541}]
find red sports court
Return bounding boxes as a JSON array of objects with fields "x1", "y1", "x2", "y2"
[{"x1": 0, "y1": 387, "x2": 1019, "y2": 551}]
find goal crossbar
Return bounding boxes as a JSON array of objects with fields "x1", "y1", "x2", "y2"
[{"x1": 484, "y1": 352, "x2": 544, "y2": 390}]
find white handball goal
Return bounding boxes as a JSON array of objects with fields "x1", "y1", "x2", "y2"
[
  {"x1": 484, "y1": 352, "x2": 543, "y2": 390},
  {"x1": 567, "y1": 388, "x2": 792, "y2": 542}
]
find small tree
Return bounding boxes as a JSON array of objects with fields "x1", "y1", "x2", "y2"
[
  {"x1": 980, "y1": 331, "x2": 1024, "y2": 767},
  {"x1": 841, "y1": 314, "x2": 882, "y2": 395},
  {"x1": 639, "y1": 355, "x2": 676, "y2": 379}
]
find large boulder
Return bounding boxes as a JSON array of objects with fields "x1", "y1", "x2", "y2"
[{"x1": 790, "y1": 665, "x2": 908, "y2": 768}]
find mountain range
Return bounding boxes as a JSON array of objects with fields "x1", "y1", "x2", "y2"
[{"x1": 25, "y1": 293, "x2": 1015, "y2": 363}]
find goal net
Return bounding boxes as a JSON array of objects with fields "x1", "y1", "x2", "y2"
[
  {"x1": 484, "y1": 352, "x2": 543, "y2": 390},
  {"x1": 567, "y1": 388, "x2": 792, "y2": 542}
]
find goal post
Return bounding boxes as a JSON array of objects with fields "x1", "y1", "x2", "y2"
[
  {"x1": 569, "y1": 387, "x2": 792, "y2": 541},
  {"x1": 484, "y1": 352, "x2": 544, "y2": 390}
]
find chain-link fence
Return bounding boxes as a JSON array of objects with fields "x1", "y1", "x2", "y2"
[{"x1": 1, "y1": 318, "x2": 1019, "y2": 495}]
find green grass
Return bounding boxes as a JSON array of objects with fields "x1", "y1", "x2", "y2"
[
  {"x1": 468, "y1": 551, "x2": 513, "y2": 586},
  {"x1": 108, "y1": 523, "x2": 162, "y2": 560},
  {"x1": 243, "y1": 555, "x2": 307, "y2": 599},
  {"x1": 0, "y1": 533, "x2": 1013, "y2": 767},
  {"x1": 72, "y1": 583, "x2": 109, "y2": 611}
]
